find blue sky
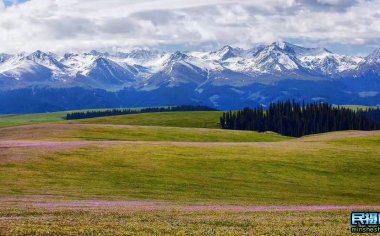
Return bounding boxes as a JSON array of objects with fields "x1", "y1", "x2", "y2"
[
  {"x1": 2, "y1": 0, "x2": 29, "y2": 6},
  {"x1": 0, "y1": 0, "x2": 379, "y2": 55}
]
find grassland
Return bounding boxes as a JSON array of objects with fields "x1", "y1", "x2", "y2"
[
  {"x1": 0, "y1": 111, "x2": 222, "y2": 129},
  {"x1": 1, "y1": 110, "x2": 379, "y2": 235},
  {"x1": 1, "y1": 129, "x2": 379, "y2": 205},
  {"x1": 68, "y1": 111, "x2": 223, "y2": 128},
  {"x1": 0, "y1": 124, "x2": 289, "y2": 142},
  {"x1": 0, "y1": 112, "x2": 66, "y2": 128},
  {"x1": 0, "y1": 104, "x2": 376, "y2": 129},
  {"x1": 0, "y1": 207, "x2": 358, "y2": 235}
]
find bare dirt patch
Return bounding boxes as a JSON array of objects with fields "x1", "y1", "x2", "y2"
[
  {"x1": 0, "y1": 140, "x2": 266, "y2": 148},
  {"x1": 0, "y1": 140, "x2": 88, "y2": 148},
  {"x1": 0, "y1": 198, "x2": 379, "y2": 212}
]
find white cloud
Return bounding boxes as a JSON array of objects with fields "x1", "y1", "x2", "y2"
[
  {"x1": 0, "y1": 0, "x2": 379, "y2": 54},
  {"x1": 316, "y1": 0, "x2": 351, "y2": 5}
]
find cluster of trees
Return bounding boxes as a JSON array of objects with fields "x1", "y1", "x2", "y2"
[
  {"x1": 66, "y1": 105, "x2": 217, "y2": 120},
  {"x1": 220, "y1": 101, "x2": 380, "y2": 137},
  {"x1": 359, "y1": 108, "x2": 380, "y2": 125}
]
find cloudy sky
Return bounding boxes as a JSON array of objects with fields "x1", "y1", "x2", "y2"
[{"x1": 0, "y1": 0, "x2": 379, "y2": 55}]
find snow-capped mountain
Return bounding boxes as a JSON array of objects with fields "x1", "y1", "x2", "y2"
[
  {"x1": 366, "y1": 48, "x2": 380, "y2": 65},
  {"x1": 0, "y1": 41, "x2": 376, "y2": 87},
  {"x1": 358, "y1": 49, "x2": 380, "y2": 77},
  {"x1": 146, "y1": 51, "x2": 208, "y2": 88},
  {"x1": 0, "y1": 42, "x2": 379, "y2": 113},
  {"x1": 0, "y1": 52, "x2": 56, "y2": 83}
]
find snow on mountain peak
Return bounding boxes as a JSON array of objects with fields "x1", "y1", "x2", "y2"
[
  {"x1": 270, "y1": 41, "x2": 330, "y2": 57},
  {"x1": 0, "y1": 42, "x2": 378, "y2": 89},
  {"x1": 366, "y1": 48, "x2": 380, "y2": 64},
  {"x1": 210, "y1": 45, "x2": 243, "y2": 61},
  {"x1": 169, "y1": 51, "x2": 189, "y2": 61},
  {"x1": 273, "y1": 41, "x2": 287, "y2": 50},
  {"x1": 87, "y1": 50, "x2": 109, "y2": 57},
  {"x1": 26, "y1": 50, "x2": 66, "y2": 74},
  {"x1": 127, "y1": 49, "x2": 163, "y2": 60},
  {"x1": 253, "y1": 42, "x2": 300, "y2": 72},
  {"x1": 0, "y1": 53, "x2": 12, "y2": 63}
]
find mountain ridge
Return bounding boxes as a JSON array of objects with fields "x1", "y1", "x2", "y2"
[
  {"x1": 0, "y1": 41, "x2": 377, "y2": 88},
  {"x1": 0, "y1": 41, "x2": 379, "y2": 113}
]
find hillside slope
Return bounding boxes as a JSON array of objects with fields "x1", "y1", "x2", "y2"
[{"x1": 0, "y1": 128, "x2": 379, "y2": 205}]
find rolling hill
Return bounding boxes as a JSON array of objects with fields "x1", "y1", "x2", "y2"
[
  {"x1": 0, "y1": 110, "x2": 221, "y2": 129},
  {"x1": 0, "y1": 111, "x2": 379, "y2": 204},
  {"x1": 1, "y1": 110, "x2": 379, "y2": 235}
]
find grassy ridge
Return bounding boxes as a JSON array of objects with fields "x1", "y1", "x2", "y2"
[
  {"x1": 0, "y1": 124, "x2": 289, "y2": 142},
  {"x1": 0, "y1": 105, "x2": 376, "y2": 129},
  {"x1": 0, "y1": 111, "x2": 379, "y2": 235},
  {"x1": 70, "y1": 111, "x2": 223, "y2": 129},
  {"x1": 0, "y1": 111, "x2": 222, "y2": 129},
  {"x1": 1, "y1": 132, "x2": 379, "y2": 205},
  {"x1": 0, "y1": 112, "x2": 66, "y2": 128}
]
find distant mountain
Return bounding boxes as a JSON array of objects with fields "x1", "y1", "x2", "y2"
[
  {"x1": 358, "y1": 49, "x2": 380, "y2": 78},
  {"x1": 0, "y1": 42, "x2": 379, "y2": 113}
]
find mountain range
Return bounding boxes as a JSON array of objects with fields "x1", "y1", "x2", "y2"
[{"x1": 0, "y1": 41, "x2": 379, "y2": 113}]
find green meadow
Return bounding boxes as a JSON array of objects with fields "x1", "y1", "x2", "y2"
[
  {"x1": 0, "y1": 110, "x2": 379, "y2": 235},
  {"x1": 0, "y1": 111, "x2": 222, "y2": 129},
  {"x1": 0, "y1": 133, "x2": 379, "y2": 205},
  {"x1": 0, "y1": 124, "x2": 289, "y2": 142},
  {"x1": 0, "y1": 112, "x2": 66, "y2": 128},
  {"x1": 70, "y1": 111, "x2": 223, "y2": 128}
]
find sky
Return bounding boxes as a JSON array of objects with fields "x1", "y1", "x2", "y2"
[{"x1": 0, "y1": 0, "x2": 379, "y2": 55}]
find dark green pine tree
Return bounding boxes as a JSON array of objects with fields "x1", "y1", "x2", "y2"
[{"x1": 220, "y1": 101, "x2": 380, "y2": 137}]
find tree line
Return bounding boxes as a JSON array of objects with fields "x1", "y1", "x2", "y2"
[
  {"x1": 66, "y1": 105, "x2": 217, "y2": 120},
  {"x1": 359, "y1": 108, "x2": 380, "y2": 125},
  {"x1": 220, "y1": 101, "x2": 380, "y2": 137}
]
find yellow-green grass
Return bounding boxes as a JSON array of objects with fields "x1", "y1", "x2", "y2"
[
  {"x1": 69, "y1": 111, "x2": 223, "y2": 129},
  {"x1": 0, "y1": 111, "x2": 222, "y2": 129},
  {"x1": 1, "y1": 111, "x2": 379, "y2": 235},
  {"x1": 0, "y1": 124, "x2": 289, "y2": 142},
  {"x1": 0, "y1": 112, "x2": 66, "y2": 128},
  {"x1": 0, "y1": 106, "x2": 377, "y2": 130},
  {"x1": 0, "y1": 108, "x2": 143, "y2": 129},
  {"x1": 1, "y1": 132, "x2": 379, "y2": 205},
  {"x1": 0, "y1": 207, "x2": 358, "y2": 235}
]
